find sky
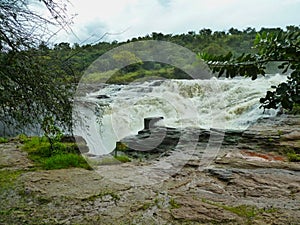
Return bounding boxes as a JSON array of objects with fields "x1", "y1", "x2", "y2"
[{"x1": 51, "y1": 0, "x2": 300, "y2": 44}]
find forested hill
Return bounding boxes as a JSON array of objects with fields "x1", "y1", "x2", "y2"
[{"x1": 36, "y1": 26, "x2": 295, "y2": 84}]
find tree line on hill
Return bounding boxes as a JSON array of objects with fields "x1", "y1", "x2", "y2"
[
  {"x1": 1, "y1": 0, "x2": 299, "y2": 134},
  {"x1": 30, "y1": 26, "x2": 296, "y2": 84}
]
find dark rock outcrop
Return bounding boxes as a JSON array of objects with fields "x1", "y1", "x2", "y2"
[{"x1": 115, "y1": 115, "x2": 300, "y2": 162}]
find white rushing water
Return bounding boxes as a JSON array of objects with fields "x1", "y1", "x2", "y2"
[{"x1": 74, "y1": 74, "x2": 287, "y2": 155}]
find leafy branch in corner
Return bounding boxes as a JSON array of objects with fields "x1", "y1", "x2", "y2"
[{"x1": 199, "y1": 26, "x2": 300, "y2": 111}]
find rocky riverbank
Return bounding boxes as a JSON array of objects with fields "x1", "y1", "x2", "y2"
[{"x1": 0, "y1": 115, "x2": 299, "y2": 224}]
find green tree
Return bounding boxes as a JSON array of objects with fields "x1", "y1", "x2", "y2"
[
  {"x1": 200, "y1": 26, "x2": 300, "y2": 111},
  {"x1": 202, "y1": 43, "x2": 228, "y2": 55},
  {"x1": 112, "y1": 50, "x2": 143, "y2": 73},
  {"x1": 0, "y1": 0, "x2": 74, "y2": 133}
]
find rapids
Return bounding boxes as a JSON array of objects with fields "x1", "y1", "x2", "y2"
[{"x1": 73, "y1": 74, "x2": 287, "y2": 155}]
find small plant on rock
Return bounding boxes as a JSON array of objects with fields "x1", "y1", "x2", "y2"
[{"x1": 42, "y1": 116, "x2": 63, "y2": 155}]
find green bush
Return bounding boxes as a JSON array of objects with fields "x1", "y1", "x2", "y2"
[
  {"x1": 23, "y1": 137, "x2": 76, "y2": 156},
  {"x1": 42, "y1": 154, "x2": 92, "y2": 170},
  {"x1": 17, "y1": 134, "x2": 28, "y2": 143},
  {"x1": 115, "y1": 142, "x2": 128, "y2": 151},
  {"x1": 287, "y1": 152, "x2": 300, "y2": 162},
  {"x1": 289, "y1": 103, "x2": 300, "y2": 115},
  {"x1": 22, "y1": 136, "x2": 48, "y2": 152},
  {"x1": 22, "y1": 136, "x2": 91, "y2": 170},
  {"x1": 0, "y1": 137, "x2": 8, "y2": 143},
  {"x1": 280, "y1": 147, "x2": 300, "y2": 162}
]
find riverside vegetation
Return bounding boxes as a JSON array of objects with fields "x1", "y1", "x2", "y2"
[{"x1": 9, "y1": 117, "x2": 92, "y2": 170}]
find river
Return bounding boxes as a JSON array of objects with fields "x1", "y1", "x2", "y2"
[{"x1": 73, "y1": 74, "x2": 287, "y2": 155}]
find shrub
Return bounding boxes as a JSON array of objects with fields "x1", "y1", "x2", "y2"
[
  {"x1": 288, "y1": 103, "x2": 300, "y2": 115},
  {"x1": 42, "y1": 154, "x2": 92, "y2": 170},
  {"x1": 287, "y1": 152, "x2": 300, "y2": 162},
  {"x1": 22, "y1": 136, "x2": 48, "y2": 152},
  {"x1": 0, "y1": 137, "x2": 8, "y2": 143},
  {"x1": 115, "y1": 142, "x2": 128, "y2": 151},
  {"x1": 22, "y1": 136, "x2": 91, "y2": 170},
  {"x1": 17, "y1": 134, "x2": 28, "y2": 143}
]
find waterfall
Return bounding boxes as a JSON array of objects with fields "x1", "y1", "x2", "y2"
[{"x1": 73, "y1": 74, "x2": 287, "y2": 155}]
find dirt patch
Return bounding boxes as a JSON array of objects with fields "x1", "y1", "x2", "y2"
[{"x1": 0, "y1": 141, "x2": 33, "y2": 170}]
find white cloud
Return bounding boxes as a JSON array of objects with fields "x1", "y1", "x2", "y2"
[{"x1": 54, "y1": 0, "x2": 300, "y2": 44}]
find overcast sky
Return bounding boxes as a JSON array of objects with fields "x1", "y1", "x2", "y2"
[{"x1": 52, "y1": 0, "x2": 300, "y2": 44}]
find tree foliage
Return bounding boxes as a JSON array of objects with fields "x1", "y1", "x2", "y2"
[
  {"x1": 0, "y1": 0, "x2": 73, "y2": 51},
  {"x1": 200, "y1": 26, "x2": 300, "y2": 111},
  {"x1": 0, "y1": 0, "x2": 74, "y2": 133},
  {"x1": 56, "y1": 27, "x2": 258, "y2": 84}
]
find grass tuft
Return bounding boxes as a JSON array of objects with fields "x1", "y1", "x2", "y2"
[
  {"x1": 42, "y1": 154, "x2": 92, "y2": 170},
  {"x1": 287, "y1": 152, "x2": 300, "y2": 162},
  {"x1": 114, "y1": 155, "x2": 131, "y2": 163},
  {"x1": 169, "y1": 198, "x2": 180, "y2": 209},
  {"x1": 22, "y1": 136, "x2": 91, "y2": 170},
  {"x1": 0, "y1": 170, "x2": 22, "y2": 192},
  {"x1": 202, "y1": 198, "x2": 277, "y2": 223},
  {"x1": 0, "y1": 137, "x2": 8, "y2": 143}
]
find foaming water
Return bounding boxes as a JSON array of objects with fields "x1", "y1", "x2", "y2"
[{"x1": 74, "y1": 74, "x2": 286, "y2": 155}]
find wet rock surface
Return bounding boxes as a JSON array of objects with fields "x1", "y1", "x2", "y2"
[{"x1": 0, "y1": 115, "x2": 299, "y2": 224}]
